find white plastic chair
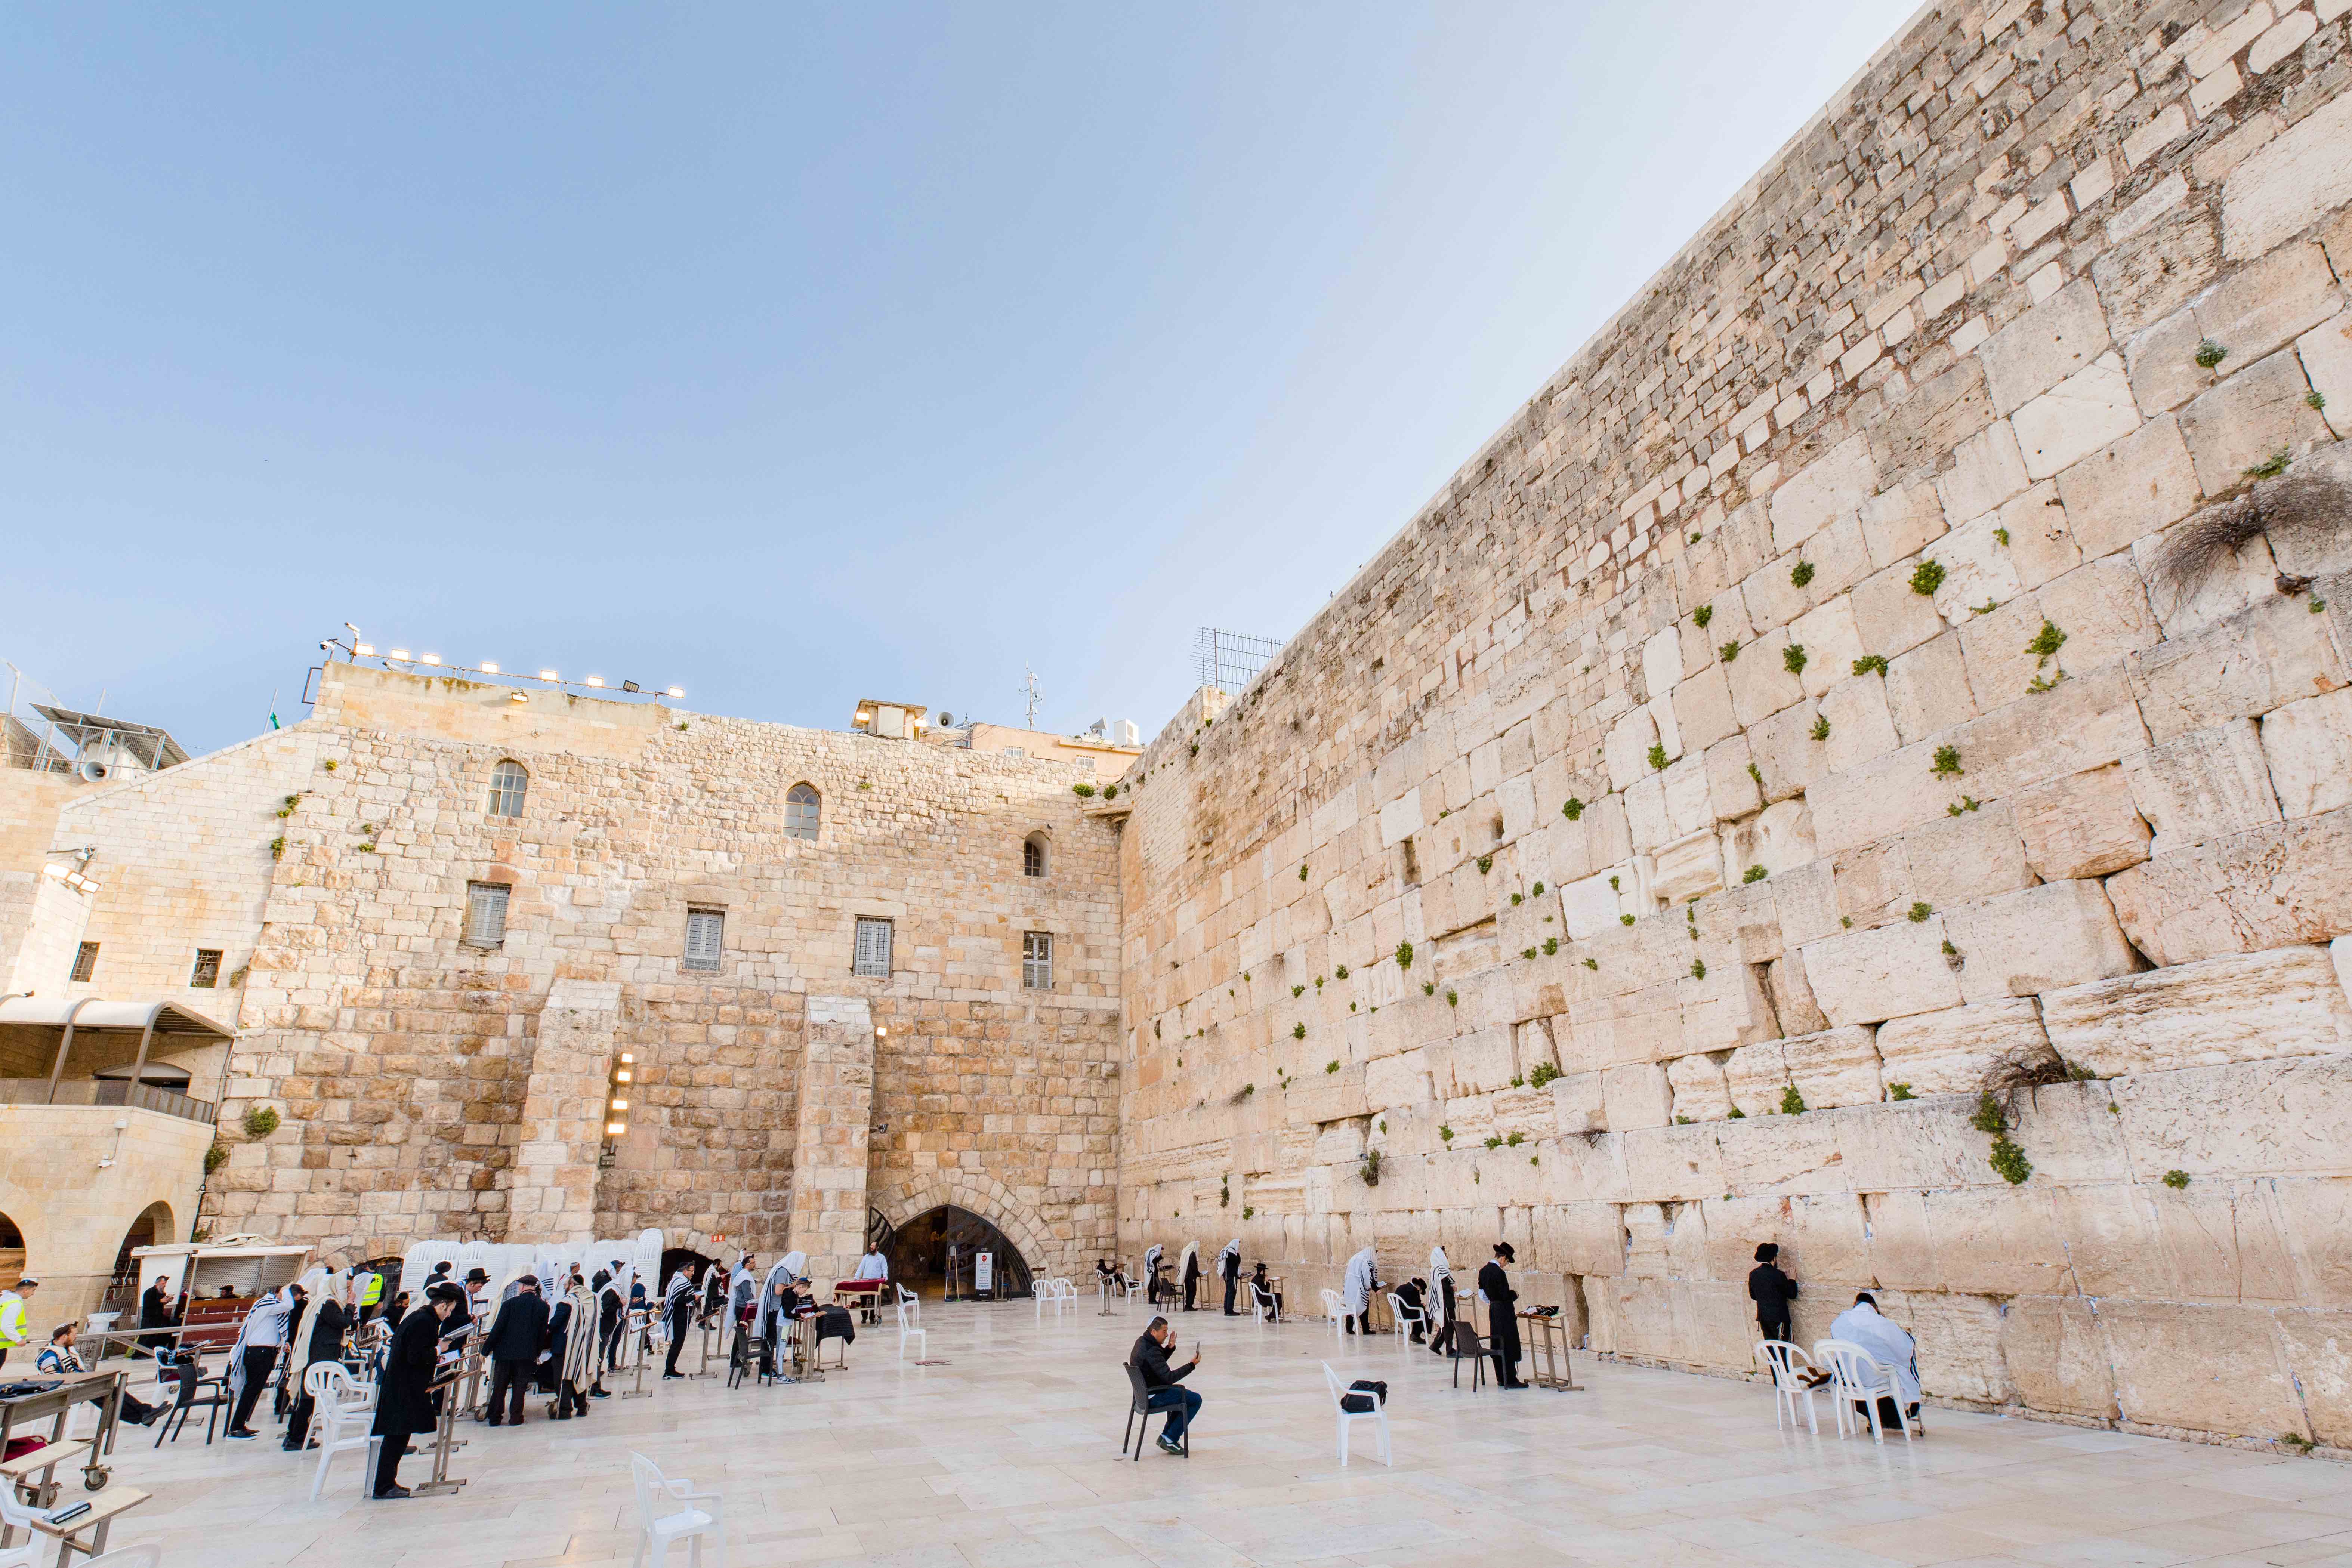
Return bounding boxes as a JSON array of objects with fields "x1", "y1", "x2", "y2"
[
  {"x1": 1815, "y1": 1339, "x2": 1914, "y2": 1443},
  {"x1": 1756, "y1": 1340, "x2": 1821, "y2": 1435},
  {"x1": 1386, "y1": 1291, "x2": 1427, "y2": 1346},
  {"x1": 629, "y1": 1451, "x2": 725, "y2": 1568},
  {"x1": 0, "y1": 1482, "x2": 45, "y2": 1568},
  {"x1": 1320, "y1": 1288, "x2": 1346, "y2": 1340},
  {"x1": 1033, "y1": 1280, "x2": 1061, "y2": 1321},
  {"x1": 305, "y1": 1361, "x2": 376, "y2": 1500},
  {"x1": 1252, "y1": 1281, "x2": 1279, "y2": 1323},
  {"x1": 1321, "y1": 1362, "x2": 1391, "y2": 1466},
  {"x1": 893, "y1": 1288, "x2": 927, "y2": 1362}
]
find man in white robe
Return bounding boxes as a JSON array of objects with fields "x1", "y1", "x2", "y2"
[
  {"x1": 1427, "y1": 1245, "x2": 1456, "y2": 1356},
  {"x1": 1341, "y1": 1247, "x2": 1377, "y2": 1336},
  {"x1": 1829, "y1": 1292, "x2": 1923, "y2": 1432}
]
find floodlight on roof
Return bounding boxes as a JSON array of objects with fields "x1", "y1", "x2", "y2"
[
  {"x1": 354, "y1": 644, "x2": 375, "y2": 656},
  {"x1": 389, "y1": 649, "x2": 410, "y2": 661},
  {"x1": 480, "y1": 661, "x2": 500, "y2": 674},
  {"x1": 420, "y1": 654, "x2": 440, "y2": 666},
  {"x1": 584, "y1": 676, "x2": 604, "y2": 688},
  {"x1": 667, "y1": 687, "x2": 684, "y2": 699},
  {"x1": 538, "y1": 670, "x2": 559, "y2": 682}
]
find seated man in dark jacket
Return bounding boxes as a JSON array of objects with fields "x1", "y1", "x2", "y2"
[
  {"x1": 483, "y1": 1276, "x2": 551, "y2": 1427},
  {"x1": 1129, "y1": 1315, "x2": 1201, "y2": 1454}
]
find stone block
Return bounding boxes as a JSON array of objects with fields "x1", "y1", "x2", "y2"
[
  {"x1": 2012, "y1": 763, "x2": 2152, "y2": 879},
  {"x1": 2194, "y1": 238, "x2": 2344, "y2": 367},
  {"x1": 1769, "y1": 434, "x2": 1877, "y2": 556},
  {"x1": 1860, "y1": 482, "x2": 1949, "y2": 571},
  {"x1": 1903, "y1": 804, "x2": 2034, "y2": 910},
  {"x1": 2041, "y1": 947, "x2": 2352, "y2": 1075},
  {"x1": 2033, "y1": 555, "x2": 2163, "y2": 677},
  {"x1": 1726, "y1": 627, "x2": 1807, "y2": 728},
  {"x1": 1651, "y1": 827, "x2": 1724, "y2": 905},
  {"x1": 1666, "y1": 1052, "x2": 1731, "y2": 1121},
  {"x1": 2102, "y1": 1299, "x2": 2310, "y2": 1438},
  {"x1": 2127, "y1": 586, "x2": 2352, "y2": 742},
  {"x1": 1993, "y1": 480, "x2": 2084, "y2": 591},
  {"x1": 1364, "y1": 1050, "x2": 1432, "y2": 1112},
  {"x1": 2098, "y1": 202, "x2": 2221, "y2": 337},
  {"x1": 1780, "y1": 1025, "x2": 1881, "y2": 1110},
  {"x1": 2120, "y1": 717, "x2": 2283, "y2": 853},
  {"x1": 1602, "y1": 1061, "x2": 1672, "y2": 1131},
  {"x1": 1746, "y1": 698, "x2": 1828, "y2": 804},
  {"x1": 2223, "y1": 90, "x2": 2352, "y2": 260},
  {"x1": 2125, "y1": 306, "x2": 2217, "y2": 418},
  {"x1": 2002, "y1": 1296, "x2": 2122, "y2": 1420},
  {"x1": 1550, "y1": 1069, "x2": 1606, "y2": 1135},
  {"x1": 1874, "y1": 359, "x2": 1995, "y2": 487},
  {"x1": 2055, "y1": 413, "x2": 2204, "y2": 559},
  {"x1": 1850, "y1": 557, "x2": 1948, "y2": 664},
  {"x1": 1920, "y1": 1186, "x2": 2073, "y2": 1296},
  {"x1": 1927, "y1": 507, "x2": 2024, "y2": 626},
  {"x1": 1721, "y1": 1039, "x2": 1785, "y2": 1117},
  {"x1": 2109, "y1": 808, "x2": 2352, "y2": 964},
  {"x1": 2277, "y1": 1311, "x2": 2352, "y2": 1446},
  {"x1": 1789, "y1": 596, "x2": 1866, "y2": 699},
  {"x1": 1937, "y1": 418, "x2": 2032, "y2": 523},
  {"x1": 1882, "y1": 631, "x2": 1980, "y2": 745},
  {"x1": 2299, "y1": 312, "x2": 2352, "y2": 440},
  {"x1": 2114, "y1": 1055, "x2": 2352, "y2": 1182},
  {"x1": 1672, "y1": 661, "x2": 1738, "y2": 754},
  {"x1": 2013, "y1": 353, "x2": 2143, "y2": 480},
  {"x1": 2177, "y1": 347, "x2": 2334, "y2": 495},
  {"x1": 1945, "y1": 879, "x2": 2139, "y2": 1004},
  {"x1": 1797, "y1": 918, "x2": 1963, "y2": 1026},
  {"x1": 2261, "y1": 685, "x2": 2352, "y2": 818},
  {"x1": 1875, "y1": 998, "x2": 2048, "y2": 1098},
  {"x1": 1815, "y1": 673, "x2": 1901, "y2": 773},
  {"x1": 1978, "y1": 279, "x2": 2112, "y2": 414}
]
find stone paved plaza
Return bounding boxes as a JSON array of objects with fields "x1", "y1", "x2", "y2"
[{"x1": 76, "y1": 1298, "x2": 2352, "y2": 1568}]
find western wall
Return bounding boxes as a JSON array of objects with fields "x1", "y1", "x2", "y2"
[{"x1": 1113, "y1": 0, "x2": 2352, "y2": 1445}]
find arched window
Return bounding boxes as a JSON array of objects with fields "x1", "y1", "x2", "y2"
[
  {"x1": 488, "y1": 760, "x2": 529, "y2": 818},
  {"x1": 785, "y1": 783, "x2": 821, "y2": 841},
  {"x1": 1023, "y1": 833, "x2": 1049, "y2": 878}
]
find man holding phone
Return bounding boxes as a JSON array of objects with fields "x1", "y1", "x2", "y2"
[{"x1": 1129, "y1": 1315, "x2": 1202, "y2": 1454}]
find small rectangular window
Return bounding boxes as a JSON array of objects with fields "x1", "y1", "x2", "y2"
[
  {"x1": 1003, "y1": 747, "x2": 1024, "y2": 759},
  {"x1": 71, "y1": 942, "x2": 99, "y2": 983},
  {"x1": 189, "y1": 949, "x2": 222, "y2": 988},
  {"x1": 684, "y1": 908, "x2": 725, "y2": 972},
  {"x1": 1022, "y1": 931, "x2": 1052, "y2": 990},
  {"x1": 466, "y1": 881, "x2": 511, "y2": 949},
  {"x1": 853, "y1": 917, "x2": 893, "y2": 977},
  {"x1": 1075, "y1": 757, "x2": 1096, "y2": 772}
]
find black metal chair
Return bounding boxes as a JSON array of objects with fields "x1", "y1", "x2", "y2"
[
  {"x1": 1120, "y1": 1362, "x2": 1189, "y2": 1460},
  {"x1": 1447, "y1": 1319, "x2": 1487, "y2": 1391},
  {"x1": 154, "y1": 1356, "x2": 229, "y2": 1447}
]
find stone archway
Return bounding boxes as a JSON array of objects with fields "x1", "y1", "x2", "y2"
[{"x1": 877, "y1": 1171, "x2": 1062, "y2": 1282}]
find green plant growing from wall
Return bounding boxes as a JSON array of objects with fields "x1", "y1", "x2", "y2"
[
  {"x1": 1693, "y1": 604, "x2": 1713, "y2": 629},
  {"x1": 1325, "y1": 1060, "x2": 1340, "y2": 1074},
  {"x1": 1542, "y1": 938, "x2": 1558, "y2": 956},
  {"x1": 1073, "y1": 783, "x2": 1096, "y2": 797},
  {"x1": 1791, "y1": 559, "x2": 1815, "y2": 588},
  {"x1": 1947, "y1": 795, "x2": 1982, "y2": 816},
  {"x1": 1529, "y1": 1061, "x2": 1561, "y2": 1088},
  {"x1": 1744, "y1": 864, "x2": 1768, "y2": 883},
  {"x1": 1523, "y1": 947, "x2": 1538, "y2": 960},
  {"x1": 1439, "y1": 1124, "x2": 1454, "y2": 1142},
  {"x1": 2310, "y1": 392, "x2": 2328, "y2": 412},
  {"x1": 322, "y1": 759, "x2": 337, "y2": 771},
  {"x1": 1993, "y1": 527, "x2": 2010, "y2": 546},
  {"x1": 1887, "y1": 1083, "x2": 1915, "y2": 1101},
  {"x1": 2245, "y1": 448, "x2": 2292, "y2": 479},
  {"x1": 1910, "y1": 559, "x2": 1946, "y2": 596},
  {"x1": 1620, "y1": 913, "x2": 1635, "y2": 926},
  {"x1": 1747, "y1": 762, "x2": 1764, "y2": 788},
  {"x1": 1608, "y1": 875, "x2": 1620, "y2": 891},
  {"x1": 1220, "y1": 1177, "x2": 1230, "y2": 1207},
  {"x1": 1506, "y1": 1131, "x2": 1524, "y2": 1146},
  {"x1": 2163, "y1": 1169, "x2": 2191, "y2": 1189},
  {"x1": 1562, "y1": 797, "x2": 1584, "y2": 820},
  {"x1": 1510, "y1": 893, "x2": 1522, "y2": 906},
  {"x1": 1361, "y1": 1149, "x2": 1382, "y2": 1186},
  {"x1": 1583, "y1": 957, "x2": 1598, "y2": 970},
  {"x1": 1779, "y1": 1085, "x2": 1806, "y2": 1115},
  {"x1": 1783, "y1": 644, "x2": 1808, "y2": 675},
  {"x1": 1335, "y1": 965, "x2": 1350, "y2": 979},
  {"x1": 1852, "y1": 654, "x2": 1888, "y2": 676},
  {"x1": 1242, "y1": 1206, "x2": 1254, "y2": 1220},
  {"x1": 1690, "y1": 959, "x2": 1707, "y2": 979},
  {"x1": 1932, "y1": 745, "x2": 1963, "y2": 777},
  {"x1": 1101, "y1": 784, "x2": 1117, "y2": 799},
  {"x1": 1299, "y1": 864, "x2": 1308, "y2": 880},
  {"x1": 1531, "y1": 882, "x2": 1544, "y2": 896},
  {"x1": 1445, "y1": 989, "x2": 1459, "y2": 1007},
  {"x1": 1292, "y1": 1023, "x2": 1306, "y2": 1040},
  {"x1": 1909, "y1": 902, "x2": 1933, "y2": 922},
  {"x1": 1484, "y1": 1135, "x2": 1503, "y2": 1150},
  {"x1": 2194, "y1": 337, "x2": 2229, "y2": 369},
  {"x1": 1292, "y1": 985, "x2": 1305, "y2": 998},
  {"x1": 1810, "y1": 716, "x2": 1830, "y2": 741},
  {"x1": 1476, "y1": 855, "x2": 1494, "y2": 874},
  {"x1": 1395, "y1": 941, "x2": 1413, "y2": 969},
  {"x1": 1720, "y1": 640, "x2": 1741, "y2": 662},
  {"x1": 243, "y1": 1104, "x2": 281, "y2": 1139},
  {"x1": 1988, "y1": 1135, "x2": 2032, "y2": 1184},
  {"x1": 1648, "y1": 743, "x2": 1668, "y2": 771},
  {"x1": 1728, "y1": 1106, "x2": 1746, "y2": 1118},
  {"x1": 270, "y1": 837, "x2": 287, "y2": 860},
  {"x1": 1423, "y1": 982, "x2": 1436, "y2": 995},
  {"x1": 1510, "y1": 1073, "x2": 1524, "y2": 1088},
  {"x1": 204, "y1": 1142, "x2": 229, "y2": 1173}
]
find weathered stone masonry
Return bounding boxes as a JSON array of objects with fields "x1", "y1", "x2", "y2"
[{"x1": 1116, "y1": 0, "x2": 2352, "y2": 1446}]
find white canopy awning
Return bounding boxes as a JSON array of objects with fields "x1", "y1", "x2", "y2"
[{"x1": 0, "y1": 997, "x2": 233, "y2": 1037}]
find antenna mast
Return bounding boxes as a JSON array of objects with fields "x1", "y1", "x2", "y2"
[{"x1": 1023, "y1": 668, "x2": 1041, "y2": 731}]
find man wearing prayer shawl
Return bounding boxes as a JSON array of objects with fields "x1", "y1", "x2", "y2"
[
  {"x1": 1428, "y1": 1245, "x2": 1457, "y2": 1358},
  {"x1": 660, "y1": 1267, "x2": 696, "y2": 1379},
  {"x1": 1216, "y1": 1239, "x2": 1242, "y2": 1316},
  {"x1": 1829, "y1": 1292, "x2": 1923, "y2": 1432},
  {"x1": 752, "y1": 1254, "x2": 809, "y2": 1382},
  {"x1": 555, "y1": 1271, "x2": 598, "y2": 1419},
  {"x1": 224, "y1": 1283, "x2": 301, "y2": 1439},
  {"x1": 1477, "y1": 1243, "x2": 1527, "y2": 1389},
  {"x1": 1341, "y1": 1247, "x2": 1377, "y2": 1336},
  {"x1": 282, "y1": 1284, "x2": 349, "y2": 1450},
  {"x1": 1179, "y1": 1242, "x2": 1201, "y2": 1312},
  {"x1": 371, "y1": 1282, "x2": 462, "y2": 1499},
  {"x1": 1143, "y1": 1244, "x2": 1165, "y2": 1306}
]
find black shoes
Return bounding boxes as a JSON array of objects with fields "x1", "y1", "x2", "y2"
[
  {"x1": 226, "y1": 1428, "x2": 256, "y2": 1440},
  {"x1": 374, "y1": 1485, "x2": 411, "y2": 1500},
  {"x1": 1157, "y1": 1435, "x2": 1186, "y2": 1455}
]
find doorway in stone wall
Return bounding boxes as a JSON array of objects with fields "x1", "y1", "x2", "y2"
[
  {"x1": 101, "y1": 1201, "x2": 173, "y2": 1315},
  {"x1": 658, "y1": 1246, "x2": 716, "y2": 1294},
  {"x1": 0, "y1": 1211, "x2": 22, "y2": 1297},
  {"x1": 883, "y1": 1206, "x2": 1032, "y2": 1301}
]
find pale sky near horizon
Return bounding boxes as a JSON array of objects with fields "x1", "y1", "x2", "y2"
[{"x1": 4, "y1": 2, "x2": 1917, "y2": 757}]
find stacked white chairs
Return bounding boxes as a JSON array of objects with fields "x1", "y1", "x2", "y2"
[
  {"x1": 1321, "y1": 1362, "x2": 1391, "y2": 1467},
  {"x1": 304, "y1": 1362, "x2": 377, "y2": 1501},
  {"x1": 1385, "y1": 1291, "x2": 1427, "y2": 1346},
  {"x1": 893, "y1": 1287, "x2": 927, "y2": 1362},
  {"x1": 1319, "y1": 1288, "x2": 1346, "y2": 1340},
  {"x1": 629, "y1": 1452, "x2": 725, "y2": 1568},
  {"x1": 1814, "y1": 1339, "x2": 1914, "y2": 1443},
  {"x1": 1755, "y1": 1340, "x2": 1822, "y2": 1435}
]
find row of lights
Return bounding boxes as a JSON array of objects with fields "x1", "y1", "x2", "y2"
[
  {"x1": 606, "y1": 1050, "x2": 635, "y2": 1139},
  {"x1": 334, "y1": 629, "x2": 684, "y2": 701},
  {"x1": 42, "y1": 862, "x2": 101, "y2": 895}
]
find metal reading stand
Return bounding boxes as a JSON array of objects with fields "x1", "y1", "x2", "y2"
[
  {"x1": 622, "y1": 1306, "x2": 658, "y2": 1399},
  {"x1": 1517, "y1": 1310, "x2": 1583, "y2": 1392},
  {"x1": 407, "y1": 1345, "x2": 481, "y2": 1498},
  {"x1": 1099, "y1": 1272, "x2": 1117, "y2": 1317},
  {"x1": 690, "y1": 1308, "x2": 720, "y2": 1379}
]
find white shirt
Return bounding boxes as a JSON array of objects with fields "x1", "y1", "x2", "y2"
[{"x1": 854, "y1": 1252, "x2": 889, "y2": 1281}]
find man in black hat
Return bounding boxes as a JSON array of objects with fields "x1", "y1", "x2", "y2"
[
  {"x1": 1749, "y1": 1243, "x2": 1799, "y2": 1348},
  {"x1": 372, "y1": 1282, "x2": 463, "y2": 1499},
  {"x1": 482, "y1": 1276, "x2": 550, "y2": 1427},
  {"x1": 1477, "y1": 1243, "x2": 1526, "y2": 1390}
]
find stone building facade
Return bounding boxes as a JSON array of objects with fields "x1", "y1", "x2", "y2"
[
  {"x1": 6, "y1": 663, "x2": 1123, "y2": 1288},
  {"x1": 1114, "y1": 0, "x2": 2352, "y2": 1447}
]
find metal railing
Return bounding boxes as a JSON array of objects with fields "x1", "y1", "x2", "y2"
[{"x1": 0, "y1": 1077, "x2": 216, "y2": 1124}]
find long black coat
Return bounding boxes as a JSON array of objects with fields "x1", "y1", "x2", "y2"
[
  {"x1": 1477, "y1": 1260, "x2": 1521, "y2": 1372},
  {"x1": 372, "y1": 1307, "x2": 444, "y2": 1437},
  {"x1": 483, "y1": 1294, "x2": 550, "y2": 1363},
  {"x1": 304, "y1": 1299, "x2": 349, "y2": 1367}
]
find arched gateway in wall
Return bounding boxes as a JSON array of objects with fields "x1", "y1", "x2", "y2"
[{"x1": 876, "y1": 1171, "x2": 1061, "y2": 1289}]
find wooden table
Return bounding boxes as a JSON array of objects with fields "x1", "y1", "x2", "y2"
[
  {"x1": 0, "y1": 1369, "x2": 124, "y2": 1488},
  {"x1": 1517, "y1": 1312, "x2": 1583, "y2": 1392},
  {"x1": 28, "y1": 1484, "x2": 149, "y2": 1565}
]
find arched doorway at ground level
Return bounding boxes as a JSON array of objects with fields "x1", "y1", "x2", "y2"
[{"x1": 874, "y1": 1206, "x2": 1032, "y2": 1300}]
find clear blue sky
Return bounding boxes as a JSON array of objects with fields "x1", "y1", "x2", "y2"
[{"x1": 4, "y1": 2, "x2": 1917, "y2": 756}]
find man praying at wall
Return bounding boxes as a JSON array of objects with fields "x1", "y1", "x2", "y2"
[
  {"x1": 1749, "y1": 1243, "x2": 1799, "y2": 1346},
  {"x1": 1477, "y1": 1243, "x2": 1526, "y2": 1390},
  {"x1": 1830, "y1": 1292, "x2": 1923, "y2": 1434},
  {"x1": 1341, "y1": 1246, "x2": 1378, "y2": 1336},
  {"x1": 1216, "y1": 1238, "x2": 1241, "y2": 1316}
]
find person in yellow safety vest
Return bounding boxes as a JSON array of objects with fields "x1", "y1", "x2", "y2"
[
  {"x1": 354, "y1": 1267, "x2": 384, "y2": 1324},
  {"x1": 0, "y1": 1278, "x2": 37, "y2": 1371}
]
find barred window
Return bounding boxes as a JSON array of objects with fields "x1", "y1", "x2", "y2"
[
  {"x1": 684, "y1": 908, "x2": 725, "y2": 972},
  {"x1": 852, "y1": 917, "x2": 893, "y2": 977},
  {"x1": 1023, "y1": 833, "x2": 1048, "y2": 877},
  {"x1": 1022, "y1": 931, "x2": 1052, "y2": 990},
  {"x1": 487, "y1": 760, "x2": 529, "y2": 818},
  {"x1": 1075, "y1": 756, "x2": 1096, "y2": 772},
  {"x1": 71, "y1": 942, "x2": 99, "y2": 983},
  {"x1": 785, "y1": 783, "x2": 821, "y2": 842},
  {"x1": 465, "y1": 881, "x2": 511, "y2": 949},
  {"x1": 190, "y1": 949, "x2": 222, "y2": 988},
  {"x1": 1003, "y1": 747, "x2": 1024, "y2": 759}
]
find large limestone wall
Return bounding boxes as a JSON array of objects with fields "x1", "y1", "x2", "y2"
[
  {"x1": 1117, "y1": 0, "x2": 2352, "y2": 1446},
  {"x1": 29, "y1": 664, "x2": 1119, "y2": 1275}
]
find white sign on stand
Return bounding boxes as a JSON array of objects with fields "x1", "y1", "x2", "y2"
[{"x1": 975, "y1": 1250, "x2": 994, "y2": 1296}]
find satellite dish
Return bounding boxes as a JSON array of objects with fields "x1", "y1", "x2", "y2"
[{"x1": 76, "y1": 759, "x2": 110, "y2": 784}]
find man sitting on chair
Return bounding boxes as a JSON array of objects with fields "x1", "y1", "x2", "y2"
[
  {"x1": 1829, "y1": 1291, "x2": 1923, "y2": 1432},
  {"x1": 1129, "y1": 1315, "x2": 1201, "y2": 1455}
]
